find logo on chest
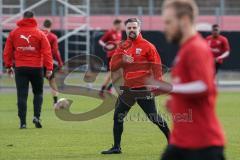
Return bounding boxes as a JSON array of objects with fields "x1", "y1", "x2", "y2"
[
  {"x1": 112, "y1": 34, "x2": 116, "y2": 40},
  {"x1": 216, "y1": 40, "x2": 221, "y2": 45},
  {"x1": 135, "y1": 48, "x2": 142, "y2": 55}
]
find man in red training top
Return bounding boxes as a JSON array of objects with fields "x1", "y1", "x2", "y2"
[
  {"x1": 98, "y1": 19, "x2": 122, "y2": 95},
  {"x1": 3, "y1": 11, "x2": 53, "y2": 129},
  {"x1": 101, "y1": 18, "x2": 170, "y2": 154},
  {"x1": 42, "y1": 19, "x2": 63, "y2": 105},
  {"x1": 206, "y1": 24, "x2": 230, "y2": 73},
  {"x1": 159, "y1": 0, "x2": 226, "y2": 159}
]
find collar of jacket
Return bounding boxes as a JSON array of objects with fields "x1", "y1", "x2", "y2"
[
  {"x1": 42, "y1": 29, "x2": 50, "y2": 35},
  {"x1": 17, "y1": 18, "x2": 38, "y2": 28}
]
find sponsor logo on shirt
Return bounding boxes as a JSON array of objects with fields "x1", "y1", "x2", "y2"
[
  {"x1": 216, "y1": 40, "x2": 221, "y2": 45},
  {"x1": 20, "y1": 35, "x2": 31, "y2": 44},
  {"x1": 135, "y1": 48, "x2": 142, "y2": 55},
  {"x1": 18, "y1": 34, "x2": 36, "y2": 51},
  {"x1": 17, "y1": 46, "x2": 36, "y2": 51},
  {"x1": 212, "y1": 48, "x2": 220, "y2": 53}
]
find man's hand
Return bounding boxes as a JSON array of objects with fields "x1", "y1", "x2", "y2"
[
  {"x1": 122, "y1": 54, "x2": 134, "y2": 63},
  {"x1": 6, "y1": 67, "x2": 14, "y2": 78},
  {"x1": 46, "y1": 70, "x2": 53, "y2": 79},
  {"x1": 216, "y1": 51, "x2": 230, "y2": 63},
  {"x1": 215, "y1": 57, "x2": 220, "y2": 62},
  {"x1": 105, "y1": 43, "x2": 115, "y2": 50},
  {"x1": 58, "y1": 66, "x2": 64, "y2": 73}
]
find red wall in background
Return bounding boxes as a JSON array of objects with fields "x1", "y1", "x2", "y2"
[{"x1": 2, "y1": 15, "x2": 240, "y2": 31}]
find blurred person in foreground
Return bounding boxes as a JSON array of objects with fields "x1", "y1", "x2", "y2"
[{"x1": 158, "y1": 0, "x2": 225, "y2": 159}]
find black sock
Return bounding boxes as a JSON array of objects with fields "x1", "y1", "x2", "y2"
[
  {"x1": 53, "y1": 96, "x2": 58, "y2": 104},
  {"x1": 107, "y1": 83, "x2": 113, "y2": 90},
  {"x1": 113, "y1": 99, "x2": 131, "y2": 148},
  {"x1": 33, "y1": 94, "x2": 43, "y2": 119},
  {"x1": 113, "y1": 121, "x2": 123, "y2": 148},
  {"x1": 20, "y1": 118, "x2": 26, "y2": 125},
  {"x1": 159, "y1": 125, "x2": 170, "y2": 142}
]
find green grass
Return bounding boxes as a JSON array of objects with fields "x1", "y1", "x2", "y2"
[{"x1": 0, "y1": 92, "x2": 239, "y2": 160}]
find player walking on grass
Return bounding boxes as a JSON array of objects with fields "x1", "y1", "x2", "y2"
[
  {"x1": 101, "y1": 18, "x2": 170, "y2": 154},
  {"x1": 42, "y1": 19, "x2": 63, "y2": 105},
  {"x1": 159, "y1": 0, "x2": 225, "y2": 159},
  {"x1": 3, "y1": 11, "x2": 53, "y2": 129},
  {"x1": 206, "y1": 24, "x2": 230, "y2": 74},
  {"x1": 98, "y1": 19, "x2": 122, "y2": 96}
]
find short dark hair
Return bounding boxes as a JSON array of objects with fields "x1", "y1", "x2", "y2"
[
  {"x1": 163, "y1": 0, "x2": 198, "y2": 23},
  {"x1": 23, "y1": 11, "x2": 34, "y2": 18},
  {"x1": 43, "y1": 19, "x2": 52, "y2": 28},
  {"x1": 113, "y1": 19, "x2": 122, "y2": 25},
  {"x1": 124, "y1": 18, "x2": 141, "y2": 26},
  {"x1": 212, "y1": 24, "x2": 219, "y2": 28}
]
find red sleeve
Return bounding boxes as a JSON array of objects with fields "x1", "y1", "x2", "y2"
[
  {"x1": 147, "y1": 45, "x2": 162, "y2": 81},
  {"x1": 183, "y1": 47, "x2": 213, "y2": 98},
  {"x1": 110, "y1": 49, "x2": 123, "y2": 71},
  {"x1": 40, "y1": 33, "x2": 53, "y2": 70},
  {"x1": 222, "y1": 37, "x2": 230, "y2": 53},
  {"x1": 3, "y1": 32, "x2": 14, "y2": 68},
  {"x1": 52, "y1": 35, "x2": 63, "y2": 67},
  {"x1": 100, "y1": 31, "x2": 111, "y2": 42}
]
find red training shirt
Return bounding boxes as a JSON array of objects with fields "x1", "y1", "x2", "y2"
[
  {"x1": 168, "y1": 34, "x2": 225, "y2": 149},
  {"x1": 100, "y1": 29, "x2": 122, "y2": 57},
  {"x1": 110, "y1": 33, "x2": 162, "y2": 88},
  {"x1": 42, "y1": 30, "x2": 63, "y2": 67},
  {"x1": 206, "y1": 35, "x2": 230, "y2": 64}
]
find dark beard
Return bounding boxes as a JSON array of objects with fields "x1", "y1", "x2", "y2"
[
  {"x1": 128, "y1": 31, "x2": 137, "y2": 40},
  {"x1": 212, "y1": 34, "x2": 219, "y2": 39},
  {"x1": 170, "y1": 29, "x2": 183, "y2": 45}
]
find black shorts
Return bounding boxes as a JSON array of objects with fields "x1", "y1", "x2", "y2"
[
  {"x1": 15, "y1": 67, "x2": 44, "y2": 95},
  {"x1": 161, "y1": 145, "x2": 225, "y2": 160},
  {"x1": 44, "y1": 64, "x2": 58, "y2": 80},
  {"x1": 215, "y1": 62, "x2": 221, "y2": 74},
  {"x1": 106, "y1": 57, "x2": 112, "y2": 71}
]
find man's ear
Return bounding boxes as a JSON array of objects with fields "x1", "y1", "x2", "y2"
[
  {"x1": 138, "y1": 26, "x2": 141, "y2": 35},
  {"x1": 179, "y1": 15, "x2": 188, "y2": 30}
]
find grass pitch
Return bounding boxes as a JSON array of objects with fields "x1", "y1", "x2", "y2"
[{"x1": 0, "y1": 91, "x2": 239, "y2": 160}]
